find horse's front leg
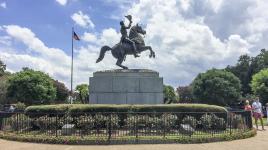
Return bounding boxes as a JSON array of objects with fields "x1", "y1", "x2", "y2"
[{"x1": 139, "y1": 46, "x2": 155, "y2": 58}]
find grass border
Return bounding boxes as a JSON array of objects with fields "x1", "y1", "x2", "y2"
[{"x1": 0, "y1": 129, "x2": 256, "y2": 145}]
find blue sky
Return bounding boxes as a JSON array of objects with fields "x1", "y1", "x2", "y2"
[
  {"x1": 0, "y1": 0, "x2": 268, "y2": 89},
  {"x1": 0, "y1": 0, "x2": 130, "y2": 52}
]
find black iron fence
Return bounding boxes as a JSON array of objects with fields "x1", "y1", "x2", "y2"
[{"x1": 0, "y1": 111, "x2": 252, "y2": 140}]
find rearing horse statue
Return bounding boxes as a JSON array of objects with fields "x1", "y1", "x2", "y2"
[{"x1": 96, "y1": 24, "x2": 155, "y2": 69}]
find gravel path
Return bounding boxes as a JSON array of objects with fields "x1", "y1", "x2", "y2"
[{"x1": 0, "y1": 129, "x2": 267, "y2": 150}]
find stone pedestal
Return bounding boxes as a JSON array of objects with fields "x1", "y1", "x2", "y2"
[{"x1": 89, "y1": 69, "x2": 163, "y2": 104}]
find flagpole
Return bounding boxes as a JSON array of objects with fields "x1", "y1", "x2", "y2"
[{"x1": 71, "y1": 27, "x2": 74, "y2": 99}]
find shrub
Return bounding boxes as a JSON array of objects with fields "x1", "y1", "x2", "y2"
[
  {"x1": 125, "y1": 113, "x2": 178, "y2": 132},
  {"x1": 109, "y1": 114, "x2": 120, "y2": 128},
  {"x1": 25, "y1": 104, "x2": 70, "y2": 117},
  {"x1": 231, "y1": 114, "x2": 244, "y2": 129},
  {"x1": 31, "y1": 114, "x2": 72, "y2": 131},
  {"x1": 15, "y1": 102, "x2": 26, "y2": 111},
  {"x1": 9, "y1": 114, "x2": 29, "y2": 131},
  {"x1": 211, "y1": 114, "x2": 226, "y2": 130},
  {"x1": 26, "y1": 104, "x2": 227, "y2": 115},
  {"x1": 0, "y1": 128, "x2": 257, "y2": 144},
  {"x1": 32, "y1": 116, "x2": 60, "y2": 131},
  {"x1": 182, "y1": 116, "x2": 197, "y2": 128},
  {"x1": 125, "y1": 115, "x2": 135, "y2": 128},
  {"x1": 75, "y1": 115, "x2": 94, "y2": 133},
  {"x1": 200, "y1": 114, "x2": 213, "y2": 130},
  {"x1": 94, "y1": 113, "x2": 108, "y2": 129},
  {"x1": 125, "y1": 115, "x2": 151, "y2": 129},
  {"x1": 199, "y1": 113, "x2": 226, "y2": 130},
  {"x1": 93, "y1": 113, "x2": 119, "y2": 129},
  {"x1": 161, "y1": 113, "x2": 178, "y2": 130}
]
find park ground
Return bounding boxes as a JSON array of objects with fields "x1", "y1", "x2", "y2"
[{"x1": 0, "y1": 125, "x2": 268, "y2": 150}]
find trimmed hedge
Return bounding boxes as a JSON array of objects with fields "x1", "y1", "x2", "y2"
[
  {"x1": 0, "y1": 128, "x2": 256, "y2": 145},
  {"x1": 25, "y1": 104, "x2": 227, "y2": 117}
]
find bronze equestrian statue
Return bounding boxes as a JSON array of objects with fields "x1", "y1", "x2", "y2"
[{"x1": 96, "y1": 15, "x2": 155, "y2": 69}]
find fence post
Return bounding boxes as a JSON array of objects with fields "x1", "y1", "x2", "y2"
[
  {"x1": 16, "y1": 113, "x2": 18, "y2": 133},
  {"x1": 56, "y1": 113, "x2": 58, "y2": 137},
  {"x1": 229, "y1": 113, "x2": 232, "y2": 135},
  {"x1": 108, "y1": 114, "x2": 112, "y2": 142},
  {"x1": 163, "y1": 114, "x2": 166, "y2": 138},
  {"x1": 0, "y1": 116, "x2": 2, "y2": 130},
  {"x1": 135, "y1": 114, "x2": 138, "y2": 141},
  {"x1": 246, "y1": 111, "x2": 253, "y2": 129}
]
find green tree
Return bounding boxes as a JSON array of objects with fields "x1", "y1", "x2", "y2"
[
  {"x1": 0, "y1": 74, "x2": 12, "y2": 104},
  {"x1": 176, "y1": 85, "x2": 194, "y2": 103},
  {"x1": 0, "y1": 60, "x2": 12, "y2": 104},
  {"x1": 251, "y1": 68, "x2": 268, "y2": 104},
  {"x1": 7, "y1": 68, "x2": 56, "y2": 105},
  {"x1": 225, "y1": 49, "x2": 268, "y2": 96},
  {"x1": 163, "y1": 85, "x2": 177, "y2": 104},
  {"x1": 250, "y1": 49, "x2": 268, "y2": 75},
  {"x1": 53, "y1": 80, "x2": 69, "y2": 103},
  {"x1": 192, "y1": 69, "x2": 241, "y2": 106},
  {"x1": 75, "y1": 84, "x2": 89, "y2": 104},
  {"x1": 226, "y1": 54, "x2": 251, "y2": 95},
  {"x1": 0, "y1": 59, "x2": 6, "y2": 76}
]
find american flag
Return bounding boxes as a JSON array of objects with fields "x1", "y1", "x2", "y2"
[{"x1": 73, "y1": 31, "x2": 80, "y2": 41}]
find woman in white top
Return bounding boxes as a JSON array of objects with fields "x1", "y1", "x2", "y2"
[{"x1": 252, "y1": 97, "x2": 265, "y2": 130}]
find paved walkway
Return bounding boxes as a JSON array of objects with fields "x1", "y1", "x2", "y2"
[{"x1": 0, "y1": 129, "x2": 267, "y2": 150}]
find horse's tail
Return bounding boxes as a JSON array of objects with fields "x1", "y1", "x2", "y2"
[{"x1": 96, "y1": 46, "x2": 112, "y2": 63}]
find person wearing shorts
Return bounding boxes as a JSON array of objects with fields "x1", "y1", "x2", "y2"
[{"x1": 252, "y1": 97, "x2": 265, "y2": 130}]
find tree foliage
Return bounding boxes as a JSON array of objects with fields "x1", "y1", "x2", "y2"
[
  {"x1": 251, "y1": 68, "x2": 268, "y2": 104},
  {"x1": 0, "y1": 74, "x2": 12, "y2": 104},
  {"x1": 53, "y1": 80, "x2": 69, "y2": 103},
  {"x1": 192, "y1": 69, "x2": 241, "y2": 106},
  {"x1": 226, "y1": 54, "x2": 251, "y2": 95},
  {"x1": 75, "y1": 84, "x2": 89, "y2": 104},
  {"x1": 0, "y1": 60, "x2": 12, "y2": 104},
  {"x1": 163, "y1": 85, "x2": 177, "y2": 104},
  {"x1": 176, "y1": 86, "x2": 194, "y2": 103},
  {"x1": 7, "y1": 68, "x2": 56, "y2": 105},
  {"x1": 0, "y1": 59, "x2": 6, "y2": 76},
  {"x1": 226, "y1": 49, "x2": 268, "y2": 96}
]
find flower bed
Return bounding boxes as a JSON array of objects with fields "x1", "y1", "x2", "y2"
[{"x1": 0, "y1": 104, "x2": 254, "y2": 145}]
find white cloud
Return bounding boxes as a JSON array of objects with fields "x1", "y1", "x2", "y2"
[
  {"x1": 0, "y1": 36, "x2": 11, "y2": 46},
  {"x1": 1, "y1": 25, "x2": 71, "y2": 86},
  {"x1": 2, "y1": 0, "x2": 268, "y2": 88},
  {"x1": 123, "y1": 0, "x2": 253, "y2": 86},
  {"x1": 0, "y1": 2, "x2": 6, "y2": 8},
  {"x1": 4, "y1": 25, "x2": 70, "y2": 66},
  {"x1": 56, "y1": 0, "x2": 67, "y2": 6},
  {"x1": 0, "y1": 25, "x2": 120, "y2": 88},
  {"x1": 82, "y1": 32, "x2": 97, "y2": 43},
  {"x1": 71, "y1": 11, "x2": 95, "y2": 28},
  {"x1": 99, "y1": 28, "x2": 120, "y2": 46}
]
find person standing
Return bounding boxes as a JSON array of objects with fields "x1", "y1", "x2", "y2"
[
  {"x1": 252, "y1": 97, "x2": 265, "y2": 130},
  {"x1": 244, "y1": 100, "x2": 252, "y2": 111}
]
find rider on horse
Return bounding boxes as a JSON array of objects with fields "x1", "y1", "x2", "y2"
[{"x1": 120, "y1": 15, "x2": 139, "y2": 58}]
